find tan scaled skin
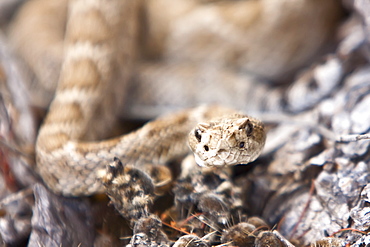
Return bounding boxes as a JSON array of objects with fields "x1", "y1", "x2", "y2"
[
  {"x1": 188, "y1": 114, "x2": 266, "y2": 167},
  {"x1": 7, "y1": 0, "x2": 342, "y2": 195}
]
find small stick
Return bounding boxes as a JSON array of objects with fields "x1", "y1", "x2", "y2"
[{"x1": 336, "y1": 133, "x2": 370, "y2": 143}]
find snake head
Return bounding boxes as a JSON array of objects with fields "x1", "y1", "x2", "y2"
[{"x1": 188, "y1": 114, "x2": 266, "y2": 167}]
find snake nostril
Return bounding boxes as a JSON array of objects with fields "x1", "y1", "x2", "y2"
[{"x1": 204, "y1": 145, "x2": 209, "y2": 151}]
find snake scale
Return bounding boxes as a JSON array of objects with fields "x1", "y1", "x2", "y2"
[
  {"x1": 8, "y1": 0, "x2": 343, "y2": 196},
  {"x1": 14, "y1": 0, "x2": 264, "y2": 196}
]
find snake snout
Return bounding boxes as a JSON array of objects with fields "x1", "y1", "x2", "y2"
[
  {"x1": 218, "y1": 149, "x2": 229, "y2": 158},
  {"x1": 217, "y1": 149, "x2": 234, "y2": 164}
]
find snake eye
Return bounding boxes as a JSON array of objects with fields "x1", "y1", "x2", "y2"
[
  {"x1": 195, "y1": 129, "x2": 202, "y2": 142},
  {"x1": 239, "y1": 142, "x2": 245, "y2": 148},
  {"x1": 204, "y1": 145, "x2": 209, "y2": 151},
  {"x1": 246, "y1": 123, "x2": 254, "y2": 137}
]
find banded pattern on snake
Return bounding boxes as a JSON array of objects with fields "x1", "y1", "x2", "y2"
[
  {"x1": 7, "y1": 0, "x2": 342, "y2": 196},
  {"x1": 26, "y1": 0, "x2": 266, "y2": 196}
]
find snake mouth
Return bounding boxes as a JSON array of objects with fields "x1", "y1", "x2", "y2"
[
  {"x1": 194, "y1": 153, "x2": 207, "y2": 167},
  {"x1": 193, "y1": 152, "x2": 230, "y2": 167},
  {"x1": 212, "y1": 159, "x2": 228, "y2": 167}
]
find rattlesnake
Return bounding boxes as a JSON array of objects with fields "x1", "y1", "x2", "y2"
[
  {"x1": 10, "y1": 0, "x2": 266, "y2": 196},
  {"x1": 7, "y1": 0, "x2": 342, "y2": 196}
]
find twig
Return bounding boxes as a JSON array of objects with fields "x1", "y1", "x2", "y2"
[
  {"x1": 0, "y1": 187, "x2": 33, "y2": 208},
  {"x1": 329, "y1": 227, "x2": 367, "y2": 237},
  {"x1": 272, "y1": 230, "x2": 296, "y2": 247},
  {"x1": 255, "y1": 112, "x2": 370, "y2": 144},
  {"x1": 336, "y1": 133, "x2": 370, "y2": 143},
  {"x1": 289, "y1": 180, "x2": 316, "y2": 240},
  {"x1": 0, "y1": 139, "x2": 33, "y2": 160}
]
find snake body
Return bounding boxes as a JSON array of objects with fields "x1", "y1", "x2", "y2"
[
  {"x1": 30, "y1": 0, "x2": 266, "y2": 196},
  {"x1": 8, "y1": 0, "x2": 342, "y2": 196}
]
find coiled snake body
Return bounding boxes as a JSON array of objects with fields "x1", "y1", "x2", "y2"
[
  {"x1": 8, "y1": 0, "x2": 342, "y2": 196},
  {"x1": 25, "y1": 0, "x2": 266, "y2": 196}
]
